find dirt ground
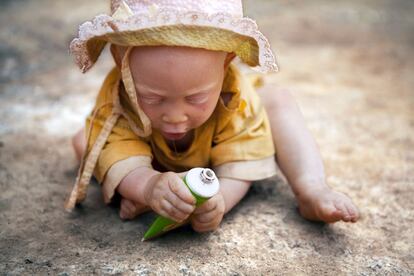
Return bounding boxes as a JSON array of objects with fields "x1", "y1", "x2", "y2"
[{"x1": 0, "y1": 0, "x2": 413, "y2": 275}]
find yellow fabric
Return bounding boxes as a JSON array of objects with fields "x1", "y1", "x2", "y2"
[
  {"x1": 102, "y1": 156, "x2": 152, "y2": 203},
  {"x1": 213, "y1": 156, "x2": 277, "y2": 181},
  {"x1": 85, "y1": 68, "x2": 152, "y2": 183},
  {"x1": 86, "y1": 64, "x2": 275, "y2": 184}
]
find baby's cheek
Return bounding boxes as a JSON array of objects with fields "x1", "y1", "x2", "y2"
[
  {"x1": 190, "y1": 104, "x2": 213, "y2": 125},
  {"x1": 139, "y1": 109, "x2": 162, "y2": 130},
  {"x1": 141, "y1": 104, "x2": 160, "y2": 120}
]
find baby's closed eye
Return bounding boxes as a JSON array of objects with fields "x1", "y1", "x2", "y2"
[
  {"x1": 185, "y1": 92, "x2": 209, "y2": 104},
  {"x1": 139, "y1": 95, "x2": 163, "y2": 105}
]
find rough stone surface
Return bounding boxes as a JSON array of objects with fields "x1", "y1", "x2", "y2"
[{"x1": 0, "y1": 0, "x2": 413, "y2": 275}]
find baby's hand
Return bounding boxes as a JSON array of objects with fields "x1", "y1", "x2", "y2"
[
  {"x1": 190, "y1": 193, "x2": 225, "y2": 233},
  {"x1": 144, "y1": 172, "x2": 196, "y2": 222}
]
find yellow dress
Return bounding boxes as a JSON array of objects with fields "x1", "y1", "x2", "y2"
[{"x1": 83, "y1": 64, "x2": 277, "y2": 204}]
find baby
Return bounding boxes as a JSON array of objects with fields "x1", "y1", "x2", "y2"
[{"x1": 66, "y1": 0, "x2": 359, "y2": 232}]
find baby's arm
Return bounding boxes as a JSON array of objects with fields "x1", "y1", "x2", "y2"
[
  {"x1": 116, "y1": 167, "x2": 158, "y2": 206},
  {"x1": 117, "y1": 167, "x2": 196, "y2": 222},
  {"x1": 190, "y1": 178, "x2": 251, "y2": 232}
]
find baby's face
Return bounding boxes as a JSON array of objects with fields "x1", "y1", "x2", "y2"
[{"x1": 129, "y1": 46, "x2": 228, "y2": 140}]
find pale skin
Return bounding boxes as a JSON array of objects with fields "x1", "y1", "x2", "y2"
[{"x1": 72, "y1": 45, "x2": 359, "y2": 232}]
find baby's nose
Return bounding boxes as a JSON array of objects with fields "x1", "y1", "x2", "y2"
[{"x1": 162, "y1": 113, "x2": 188, "y2": 124}]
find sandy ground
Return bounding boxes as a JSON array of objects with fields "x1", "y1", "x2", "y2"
[{"x1": 0, "y1": 0, "x2": 413, "y2": 275}]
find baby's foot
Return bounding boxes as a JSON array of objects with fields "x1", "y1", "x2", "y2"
[
  {"x1": 297, "y1": 187, "x2": 360, "y2": 223},
  {"x1": 119, "y1": 198, "x2": 151, "y2": 220}
]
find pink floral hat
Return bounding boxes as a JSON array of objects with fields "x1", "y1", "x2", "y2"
[{"x1": 70, "y1": 0, "x2": 278, "y2": 73}]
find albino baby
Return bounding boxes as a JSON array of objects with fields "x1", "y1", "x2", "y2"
[{"x1": 72, "y1": 45, "x2": 359, "y2": 232}]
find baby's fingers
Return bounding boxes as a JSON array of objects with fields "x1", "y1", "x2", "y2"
[
  {"x1": 193, "y1": 197, "x2": 218, "y2": 215},
  {"x1": 165, "y1": 191, "x2": 195, "y2": 215},
  {"x1": 160, "y1": 199, "x2": 189, "y2": 222},
  {"x1": 191, "y1": 216, "x2": 222, "y2": 233},
  {"x1": 193, "y1": 207, "x2": 223, "y2": 224},
  {"x1": 168, "y1": 175, "x2": 196, "y2": 205}
]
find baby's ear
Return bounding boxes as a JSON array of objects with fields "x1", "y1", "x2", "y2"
[
  {"x1": 110, "y1": 44, "x2": 127, "y2": 69},
  {"x1": 224, "y1": 52, "x2": 236, "y2": 69}
]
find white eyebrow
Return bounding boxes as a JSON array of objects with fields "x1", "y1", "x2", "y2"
[{"x1": 136, "y1": 81, "x2": 219, "y2": 96}]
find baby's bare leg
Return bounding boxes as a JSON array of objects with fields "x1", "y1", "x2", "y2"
[
  {"x1": 72, "y1": 128, "x2": 86, "y2": 162},
  {"x1": 258, "y1": 85, "x2": 359, "y2": 223},
  {"x1": 71, "y1": 128, "x2": 150, "y2": 220}
]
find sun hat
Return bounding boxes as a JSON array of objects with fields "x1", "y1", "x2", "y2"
[
  {"x1": 70, "y1": 0, "x2": 278, "y2": 73},
  {"x1": 65, "y1": 0, "x2": 278, "y2": 211}
]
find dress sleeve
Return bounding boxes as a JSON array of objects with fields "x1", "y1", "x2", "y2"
[
  {"x1": 85, "y1": 69, "x2": 153, "y2": 203},
  {"x1": 210, "y1": 68, "x2": 277, "y2": 181}
]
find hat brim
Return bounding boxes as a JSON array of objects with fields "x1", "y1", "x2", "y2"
[{"x1": 70, "y1": 12, "x2": 278, "y2": 73}]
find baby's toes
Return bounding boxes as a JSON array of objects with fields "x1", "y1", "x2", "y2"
[
  {"x1": 120, "y1": 198, "x2": 151, "y2": 220},
  {"x1": 319, "y1": 203, "x2": 343, "y2": 223},
  {"x1": 334, "y1": 201, "x2": 354, "y2": 222},
  {"x1": 344, "y1": 200, "x2": 360, "y2": 222},
  {"x1": 120, "y1": 199, "x2": 137, "y2": 220}
]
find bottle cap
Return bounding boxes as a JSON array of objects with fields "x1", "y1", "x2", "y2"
[
  {"x1": 185, "y1": 168, "x2": 220, "y2": 198},
  {"x1": 200, "y1": 168, "x2": 215, "y2": 184}
]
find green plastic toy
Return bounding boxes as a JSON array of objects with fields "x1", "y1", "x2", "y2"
[{"x1": 142, "y1": 168, "x2": 220, "y2": 241}]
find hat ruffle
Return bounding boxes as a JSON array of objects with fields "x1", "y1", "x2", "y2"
[{"x1": 70, "y1": 9, "x2": 278, "y2": 73}]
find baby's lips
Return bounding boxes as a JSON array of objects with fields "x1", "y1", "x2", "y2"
[{"x1": 162, "y1": 131, "x2": 187, "y2": 140}]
